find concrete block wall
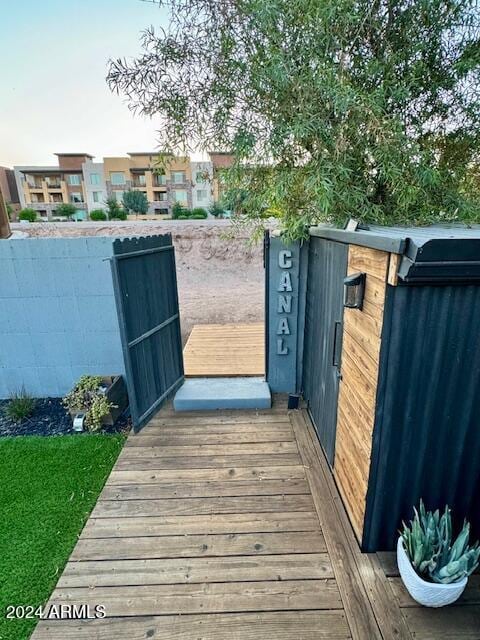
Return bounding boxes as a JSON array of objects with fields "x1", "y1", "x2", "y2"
[{"x1": 0, "y1": 237, "x2": 125, "y2": 398}]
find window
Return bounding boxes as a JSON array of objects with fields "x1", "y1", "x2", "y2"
[
  {"x1": 134, "y1": 174, "x2": 146, "y2": 186},
  {"x1": 92, "y1": 191, "x2": 101, "y2": 203},
  {"x1": 155, "y1": 208, "x2": 169, "y2": 216},
  {"x1": 173, "y1": 190, "x2": 187, "y2": 203},
  {"x1": 196, "y1": 189, "x2": 208, "y2": 202},
  {"x1": 153, "y1": 191, "x2": 167, "y2": 202},
  {"x1": 90, "y1": 173, "x2": 100, "y2": 185},
  {"x1": 70, "y1": 192, "x2": 83, "y2": 203},
  {"x1": 172, "y1": 171, "x2": 186, "y2": 184},
  {"x1": 196, "y1": 171, "x2": 207, "y2": 183},
  {"x1": 113, "y1": 191, "x2": 124, "y2": 203},
  {"x1": 46, "y1": 175, "x2": 61, "y2": 187},
  {"x1": 110, "y1": 171, "x2": 125, "y2": 186},
  {"x1": 68, "y1": 174, "x2": 81, "y2": 186},
  {"x1": 154, "y1": 173, "x2": 166, "y2": 186},
  {"x1": 50, "y1": 193, "x2": 63, "y2": 203}
]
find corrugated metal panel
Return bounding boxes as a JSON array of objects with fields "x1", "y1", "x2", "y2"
[
  {"x1": 302, "y1": 237, "x2": 348, "y2": 465},
  {"x1": 310, "y1": 225, "x2": 480, "y2": 283},
  {"x1": 111, "y1": 234, "x2": 184, "y2": 430},
  {"x1": 363, "y1": 284, "x2": 480, "y2": 551}
]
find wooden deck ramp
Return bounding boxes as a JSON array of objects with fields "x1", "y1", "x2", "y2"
[
  {"x1": 183, "y1": 323, "x2": 265, "y2": 377},
  {"x1": 32, "y1": 403, "x2": 480, "y2": 639}
]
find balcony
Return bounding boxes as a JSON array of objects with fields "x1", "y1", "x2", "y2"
[
  {"x1": 153, "y1": 175, "x2": 167, "y2": 187},
  {"x1": 132, "y1": 178, "x2": 147, "y2": 188}
]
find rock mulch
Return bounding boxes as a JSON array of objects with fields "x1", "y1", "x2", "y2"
[{"x1": 0, "y1": 397, "x2": 131, "y2": 437}]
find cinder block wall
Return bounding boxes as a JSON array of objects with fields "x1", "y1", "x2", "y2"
[{"x1": 0, "y1": 237, "x2": 125, "y2": 398}]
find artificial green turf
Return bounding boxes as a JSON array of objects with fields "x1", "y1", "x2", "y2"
[{"x1": 0, "y1": 434, "x2": 125, "y2": 640}]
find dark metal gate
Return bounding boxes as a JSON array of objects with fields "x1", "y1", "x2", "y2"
[
  {"x1": 111, "y1": 234, "x2": 184, "y2": 430},
  {"x1": 302, "y1": 237, "x2": 348, "y2": 465}
]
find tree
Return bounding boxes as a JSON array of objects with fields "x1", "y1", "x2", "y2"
[
  {"x1": 18, "y1": 208, "x2": 37, "y2": 222},
  {"x1": 108, "y1": 0, "x2": 480, "y2": 240},
  {"x1": 55, "y1": 203, "x2": 77, "y2": 220},
  {"x1": 105, "y1": 197, "x2": 127, "y2": 220},
  {"x1": 122, "y1": 190, "x2": 149, "y2": 215}
]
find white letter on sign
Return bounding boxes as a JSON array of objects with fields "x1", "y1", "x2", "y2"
[
  {"x1": 278, "y1": 271, "x2": 292, "y2": 292},
  {"x1": 277, "y1": 317, "x2": 290, "y2": 335},
  {"x1": 278, "y1": 250, "x2": 292, "y2": 269},
  {"x1": 277, "y1": 338, "x2": 288, "y2": 355},
  {"x1": 277, "y1": 295, "x2": 292, "y2": 313}
]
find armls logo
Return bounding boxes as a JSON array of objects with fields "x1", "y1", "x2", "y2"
[{"x1": 5, "y1": 604, "x2": 106, "y2": 620}]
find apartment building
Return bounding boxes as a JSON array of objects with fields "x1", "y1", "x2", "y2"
[
  {"x1": 103, "y1": 152, "x2": 200, "y2": 217},
  {"x1": 82, "y1": 160, "x2": 107, "y2": 211},
  {"x1": 191, "y1": 161, "x2": 214, "y2": 210},
  {"x1": 14, "y1": 153, "x2": 91, "y2": 220},
  {"x1": 14, "y1": 151, "x2": 233, "y2": 220},
  {"x1": 209, "y1": 152, "x2": 235, "y2": 204}
]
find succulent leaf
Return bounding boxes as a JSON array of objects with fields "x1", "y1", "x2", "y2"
[{"x1": 401, "y1": 501, "x2": 479, "y2": 584}]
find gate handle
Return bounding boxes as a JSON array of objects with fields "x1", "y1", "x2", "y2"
[{"x1": 333, "y1": 321, "x2": 342, "y2": 367}]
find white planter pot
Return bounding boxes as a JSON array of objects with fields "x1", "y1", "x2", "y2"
[{"x1": 397, "y1": 537, "x2": 467, "y2": 607}]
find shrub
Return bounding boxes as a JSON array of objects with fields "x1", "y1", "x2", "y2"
[
  {"x1": 18, "y1": 208, "x2": 37, "y2": 222},
  {"x1": 5, "y1": 388, "x2": 36, "y2": 422},
  {"x1": 177, "y1": 214, "x2": 189, "y2": 219},
  {"x1": 90, "y1": 209, "x2": 107, "y2": 221},
  {"x1": 89, "y1": 209, "x2": 106, "y2": 221},
  {"x1": 191, "y1": 207, "x2": 208, "y2": 219},
  {"x1": 209, "y1": 203, "x2": 224, "y2": 218},
  {"x1": 171, "y1": 201, "x2": 187, "y2": 219},
  {"x1": 105, "y1": 197, "x2": 127, "y2": 220},
  {"x1": 63, "y1": 375, "x2": 116, "y2": 432},
  {"x1": 55, "y1": 203, "x2": 77, "y2": 219}
]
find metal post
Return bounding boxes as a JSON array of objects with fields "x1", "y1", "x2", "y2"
[{"x1": 0, "y1": 184, "x2": 11, "y2": 239}]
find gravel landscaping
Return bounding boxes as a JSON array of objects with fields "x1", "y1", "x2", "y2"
[{"x1": 0, "y1": 397, "x2": 131, "y2": 437}]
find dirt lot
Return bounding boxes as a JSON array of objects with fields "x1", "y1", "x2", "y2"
[{"x1": 11, "y1": 220, "x2": 265, "y2": 341}]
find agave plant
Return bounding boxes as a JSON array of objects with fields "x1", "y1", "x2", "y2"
[{"x1": 401, "y1": 500, "x2": 480, "y2": 584}]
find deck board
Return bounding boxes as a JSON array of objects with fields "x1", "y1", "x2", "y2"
[
  {"x1": 31, "y1": 402, "x2": 479, "y2": 640},
  {"x1": 183, "y1": 323, "x2": 265, "y2": 376}
]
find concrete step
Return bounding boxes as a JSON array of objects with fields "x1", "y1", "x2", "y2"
[{"x1": 173, "y1": 377, "x2": 271, "y2": 412}]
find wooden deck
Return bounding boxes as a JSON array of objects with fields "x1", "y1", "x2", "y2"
[
  {"x1": 32, "y1": 404, "x2": 480, "y2": 639},
  {"x1": 183, "y1": 323, "x2": 265, "y2": 377}
]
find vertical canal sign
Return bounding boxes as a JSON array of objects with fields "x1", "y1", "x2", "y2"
[{"x1": 266, "y1": 235, "x2": 306, "y2": 393}]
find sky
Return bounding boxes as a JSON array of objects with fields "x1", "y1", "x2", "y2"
[{"x1": 0, "y1": 0, "x2": 172, "y2": 167}]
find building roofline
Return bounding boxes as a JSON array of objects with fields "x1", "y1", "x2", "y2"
[
  {"x1": 127, "y1": 151, "x2": 165, "y2": 157},
  {"x1": 14, "y1": 166, "x2": 62, "y2": 173},
  {"x1": 55, "y1": 153, "x2": 94, "y2": 158}
]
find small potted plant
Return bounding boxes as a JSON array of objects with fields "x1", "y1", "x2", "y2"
[
  {"x1": 398, "y1": 500, "x2": 480, "y2": 607},
  {"x1": 63, "y1": 375, "x2": 126, "y2": 432}
]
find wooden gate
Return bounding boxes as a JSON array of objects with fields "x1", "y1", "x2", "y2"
[
  {"x1": 111, "y1": 234, "x2": 184, "y2": 430},
  {"x1": 302, "y1": 237, "x2": 348, "y2": 465}
]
